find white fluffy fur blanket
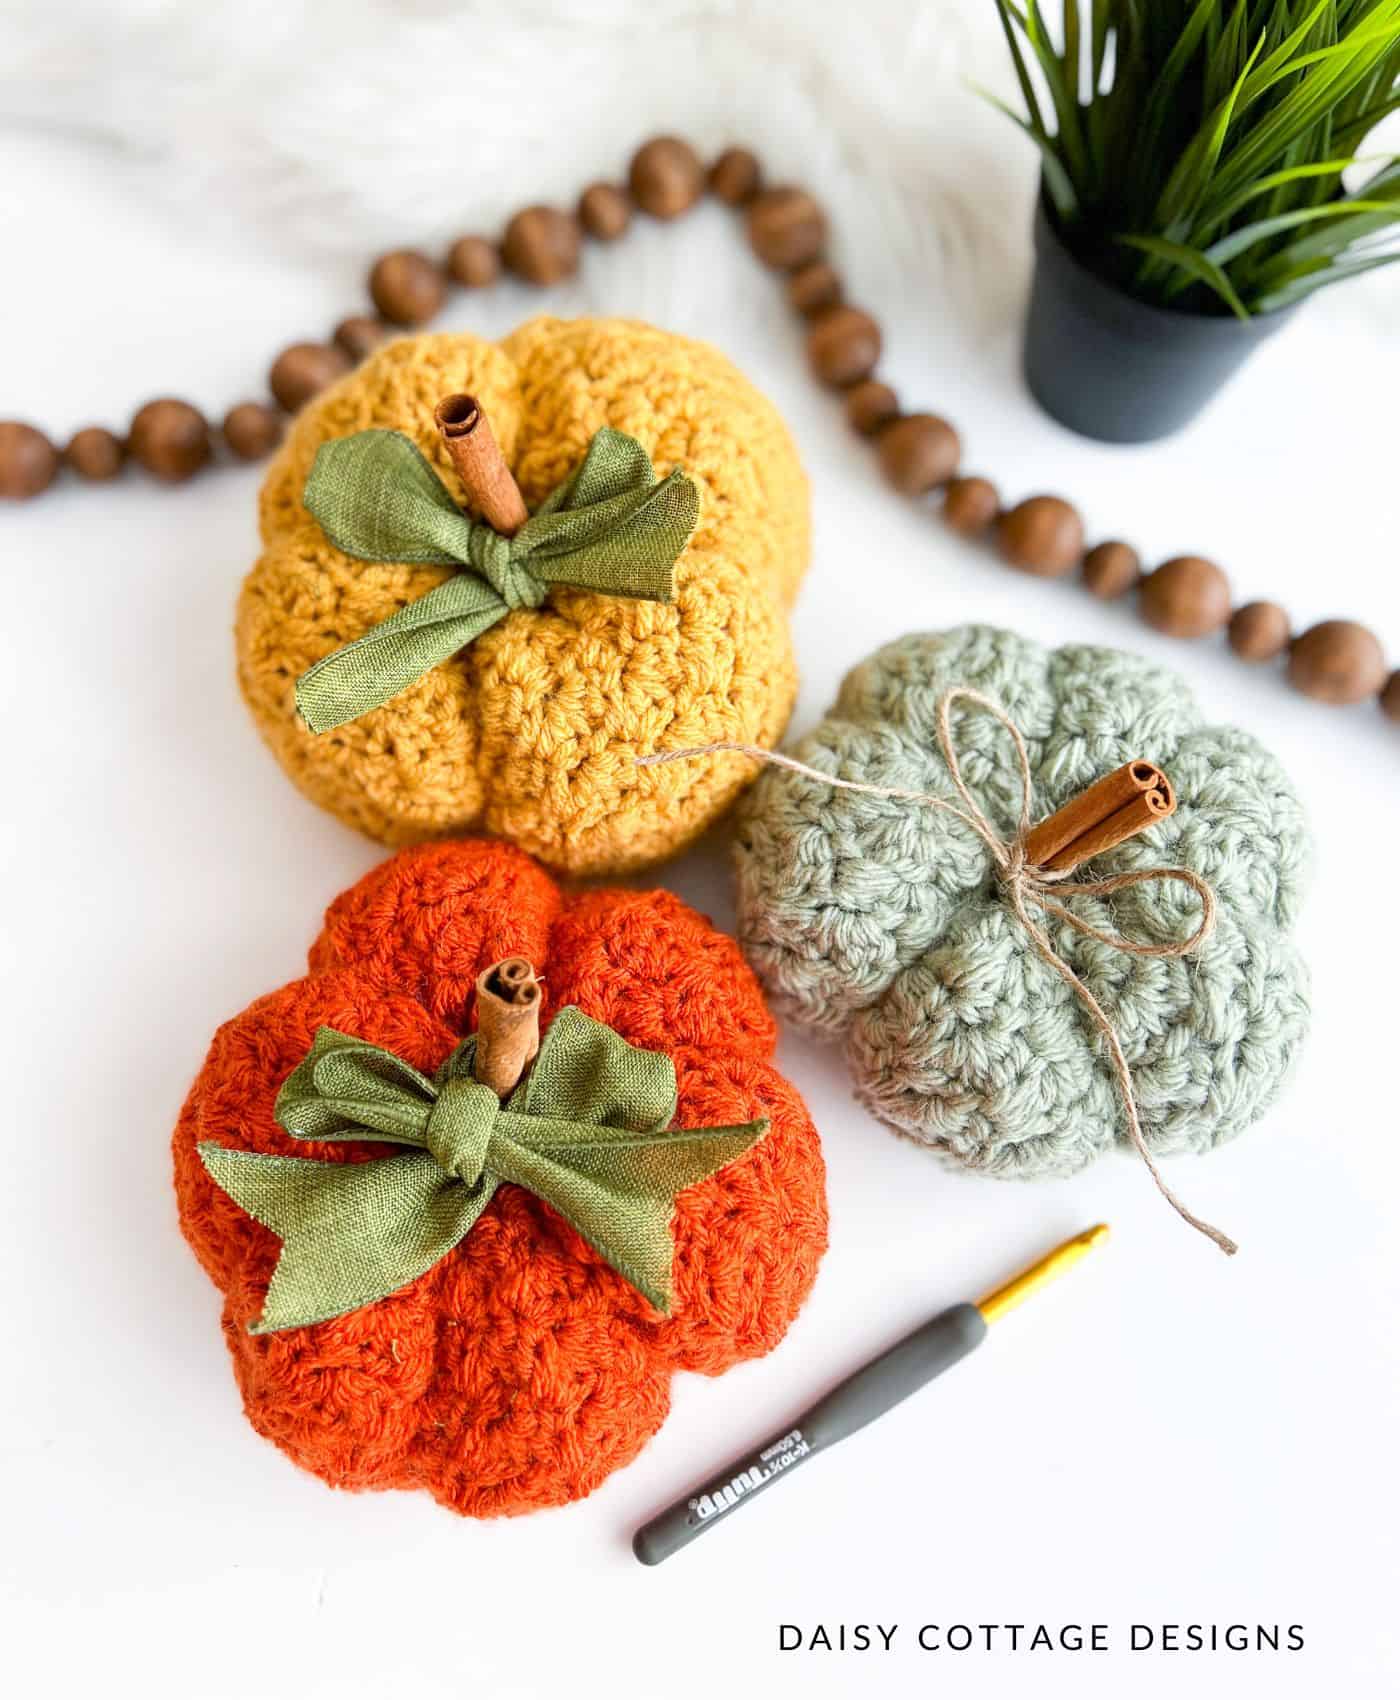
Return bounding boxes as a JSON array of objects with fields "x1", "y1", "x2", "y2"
[{"x1": 3, "y1": 0, "x2": 1387, "y2": 335}]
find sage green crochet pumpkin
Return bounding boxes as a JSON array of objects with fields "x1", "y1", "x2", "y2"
[{"x1": 732, "y1": 626, "x2": 1311, "y2": 1179}]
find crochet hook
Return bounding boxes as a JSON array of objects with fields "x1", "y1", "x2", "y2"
[{"x1": 632, "y1": 1224, "x2": 1108, "y2": 1566}]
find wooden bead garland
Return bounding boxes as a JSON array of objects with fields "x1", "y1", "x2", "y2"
[
  {"x1": 578, "y1": 183, "x2": 632, "y2": 241},
  {"x1": 1228, "y1": 601, "x2": 1291, "y2": 663},
  {"x1": 844, "y1": 380, "x2": 899, "y2": 436},
  {"x1": 997, "y1": 496, "x2": 1084, "y2": 577},
  {"x1": 0, "y1": 421, "x2": 59, "y2": 498},
  {"x1": 1286, "y1": 620, "x2": 1388, "y2": 705},
  {"x1": 268, "y1": 343, "x2": 352, "y2": 414},
  {"x1": 502, "y1": 206, "x2": 581, "y2": 284},
  {"x1": 128, "y1": 399, "x2": 211, "y2": 483},
  {"x1": 333, "y1": 315, "x2": 386, "y2": 361},
  {"x1": 4, "y1": 130, "x2": 1393, "y2": 729},
  {"x1": 368, "y1": 250, "x2": 445, "y2": 326},
  {"x1": 222, "y1": 402, "x2": 283, "y2": 463},
  {"x1": 1082, "y1": 541, "x2": 1141, "y2": 600},
  {"x1": 806, "y1": 306, "x2": 881, "y2": 389},
  {"x1": 708, "y1": 146, "x2": 760, "y2": 206},
  {"x1": 746, "y1": 187, "x2": 826, "y2": 270},
  {"x1": 628, "y1": 136, "x2": 704, "y2": 219},
  {"x1": 446, "y1": 236, "x2": 501, "y2": 289},
  {"x1": 878, "y1": 414, "x2": 961, "y2": 496},
  {"x1": 64, "y1": 426, "x2": 125, "y2": 482},
  {"x1": 942, "y1": 476, "x2": 1000, "y2": 537},
  {"x1": 787, "y1": 261, "x2": 842, "y2": 317},
  {"x1": 1139, "y1": 556, "x2": 1232, "y2": 640}
]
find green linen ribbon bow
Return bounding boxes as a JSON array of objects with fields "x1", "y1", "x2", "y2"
[
  {"x1": 294, "y1": 425, "x2": 699, "y2": 733},
  {"x1": 197, "y1": 1006, "x2": 766, "y2": 1334}
]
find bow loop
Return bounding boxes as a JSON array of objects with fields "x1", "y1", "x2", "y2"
[
  {"x1": 424, "y1": 1077, "x2": 499, "y2": 1187},
  {"x1": 280, "y1": 1026, "x2": 438, "y2": 1145},
  {"x1": 293, "y1": 424, "x2": 697, "y2": 734}
]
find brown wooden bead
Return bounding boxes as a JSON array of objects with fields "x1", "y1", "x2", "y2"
[
  {"x1": 787, "y1": 261, "x2": 842, "y2": 318},
  {"x1": 628, "y1": 136, "x2": 704, "y2": 220},
  {"x1": 1228, "y1": 600, "x2": 1291, "y2": 663},
  {"x1": 502, "y1": 206, "x2": 582, "y2": 285},
  {"x1": 578, "y1": 182, "x2": 632, "y2": 241},
  {"x1": 1138, "y1": 555, "x2": 1231, "y2": 639},
  {"x1": 0, "y1": 422, "x2": 59, "y2": 499},
  {"x1": 1082, "y1": 540, "x2": 1141, "y2": 599},
  {"x1": 369, "y1": 250, "x2": 444, "y2": 327},
  {"x1": 127, "y1": 399, "x2": 211, "y2": 483},
  {"x1": 997, "y1": 496, "x2": 1085, "y2": 577},
  {"x1": 877, "y1": 413, "x2": 961, "y2": 496},
  {"x1": 806, "y1": 306, "x2": 882, "y2": 389},
  {"x1": 709, "y1": 146, "x2": 760, "y2": 206},
  {"x1": 64, "y1": 426, "x2": 125, "y2": 482},
  {"x1": 746, "y1": 187, "x2": 826, "y2": 270},
  {"x1": 222, "y1": 402, "x2": 284, "y2": 462},
  {"x1": 942, "y1": 476, "x2": 1000, "y2": 536},
  {"x1": 269, "y1": 343, "x2": 352, "y2": 414},
  {"x1": 333, "y1": 316, "x2": 386, "y2": 361},
  {"x1": 1286, "y1": 620, "x2": 1388, "y2": 705},
  {"x1": 1380, "y1": 671, "x2": 1400, "y2": 723},
  {"x1": 844, "y1": 381, "x2": 899, "y2": 437},
  {"x1": 446, "y1": 235, "x2": 501, "y2": 289}
]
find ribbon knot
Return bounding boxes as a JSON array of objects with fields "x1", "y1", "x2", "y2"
[
  {"x1": 466, "y1": 525, "x2": 545, "y2": 611},
  {"x1": 424, "y1": 1077, "x2": 499, "y2": 1188},
  {"x1": 292, "y1": 424, "x2": 698, "y2": 734}
]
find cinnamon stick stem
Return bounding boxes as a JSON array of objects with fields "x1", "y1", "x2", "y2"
[
  {"x1": 1023, "y1": 759, "x2": 1163, "y2": 868},
  {"x1": 1043, "y1": 780, "x2": 1176, "y2": 874},
  {"x1": 473, "y1": 957, "x2": 542, "y2": 1097},
  {"x1": 434, "y1": 393, "x2": 529, "y2": 537}
]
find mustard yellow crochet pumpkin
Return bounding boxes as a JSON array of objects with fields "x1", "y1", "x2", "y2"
[{"x1": 237, "y1": 317, "x2": 809, "y2": 873}]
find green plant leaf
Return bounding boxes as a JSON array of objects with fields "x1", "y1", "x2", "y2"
[
  {"x1": 1018, "y1": 0, "x2": 1092, "y2": 183},
  {"x1": 1118, "y1": 233, "x2": 1253, "y2": 318},
  {"x1": 984, "y1": 0, "x2": 1400, "y2": 312},
  {"x1": 1137, "y1": 0, "x2": 1222, "y2": 180},
  {"x1": 974, "y1": 85, "x2": 1081, "y2": 221},
  {"x1": 1155, "y1": 30, "x2": 1267, "y2": 232},
  {"x1": 1201, "y1": 196, "x2": 1398, "y2": 265},
  {"x1": 1253, "y1": 246, "x2": 1400, "y2": 307},
  {"x1": 1235, "y1": 0, "x2": 1346, "y2": 110},
  {"x1": 1090, "y1": 0, "x2": 1112, "y2": 89},
  {"x1": 1215, "y1": 9, "x2": 1400, "y2": 203},
  {"x1": 1210, "y1": 153, "x2": 1363, "y2": 225},
  {"x1": 1062, "y1": 0, "x2": 1081, "y2": 91},
  {"x1": 991, "y1": 0, "x2": 1052, "y2": 144}
]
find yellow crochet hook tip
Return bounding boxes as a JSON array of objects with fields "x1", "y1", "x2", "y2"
[{"x1": 975, "y1": 1223, "x2": 1110, "y2": 1325}]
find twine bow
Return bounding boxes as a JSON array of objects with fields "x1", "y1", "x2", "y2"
[
  {"x1": 640, "y1": 687, "x2": 1232, "y2": 1254},
  {"x1": 294, "y1": 425, "x2": 698, "y2": 733},
  {"x1": 197, "y1": 1006, "x2": 768, "y2": 1333}
]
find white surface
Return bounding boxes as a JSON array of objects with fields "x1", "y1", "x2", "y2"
[{"x1": 2, "y1": 13, "x2": 1399, "y2": 1699}]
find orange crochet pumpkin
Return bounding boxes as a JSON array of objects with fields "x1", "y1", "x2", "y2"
[{"x1": 173, "y1": 839, "x2": 827, "y2": 1517}]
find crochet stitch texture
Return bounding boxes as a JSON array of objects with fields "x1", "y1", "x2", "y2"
[
  {"x1": 238, "y1": 318, "x2": 809, "y2": 874},
  {"x1": 173, "y1": 839, "x2": 827, "y2": 1517},
  {"x1": 733, "y1": 625, "x2": 1311, "y2": 1179}
]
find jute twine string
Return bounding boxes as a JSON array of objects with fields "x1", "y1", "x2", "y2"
[{"x1": 639, "y1": 686, "x2": 1233, "y2": 1255}]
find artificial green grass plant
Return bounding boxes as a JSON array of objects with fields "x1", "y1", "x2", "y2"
[{"x1": 988, "y1": 0, "x2": 1400, "y2": 316}]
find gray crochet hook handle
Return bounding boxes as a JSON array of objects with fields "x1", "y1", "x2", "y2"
[
  {"x1": 632, "y1": 1225, "x2": 1110, "y2": 1567},
  {"x1": 632, "y1": 1302, "x2": 987, "y2": 1566}
]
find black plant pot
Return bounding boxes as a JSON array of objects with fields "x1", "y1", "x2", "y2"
[{"x1": 1023, "y1": 198, "x2": 1297, "y2": 444}]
